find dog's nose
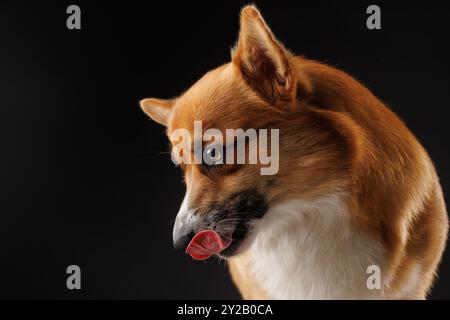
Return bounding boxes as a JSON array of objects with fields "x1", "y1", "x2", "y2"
[
  {"x1": 173, "y1": 192, "x2": 198, "y2": 250},
  {"x1": 173, "y1": 229, "x2": 195, "y2": 250}
]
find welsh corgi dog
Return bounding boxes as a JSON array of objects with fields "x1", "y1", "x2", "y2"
[{"x1": 140, "y1": 5, "x2": 448, "y2": 299}]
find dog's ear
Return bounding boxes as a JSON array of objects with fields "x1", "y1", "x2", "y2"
[
  {"x1": 232, "y1": 5, "x2": 297, "y2": 109},
  {"x1": 139, "y1": 98, "x2": 174, "y2": 126}
]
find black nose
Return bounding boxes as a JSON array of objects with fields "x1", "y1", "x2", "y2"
[{"x1": 173, "y1": 230, "x2": 195, "y2": 250}]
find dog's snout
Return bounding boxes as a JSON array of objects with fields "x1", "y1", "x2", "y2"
[
  {"x1": 172, "y1": 212, "x2": 197, "y2": 250},
  {"x1": 173, "y1": 192, "x2": 199, "y2": 250}
]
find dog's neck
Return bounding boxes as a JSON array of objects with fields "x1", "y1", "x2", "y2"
[{"x1": 246, "y1": 195, "x2": 386, "y2": 299}]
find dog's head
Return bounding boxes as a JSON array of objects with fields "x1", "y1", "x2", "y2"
[{"x1": 140, "y1": 6, "x2": 351, "y2": 258}]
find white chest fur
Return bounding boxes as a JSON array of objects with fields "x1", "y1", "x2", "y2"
[{"x1": 246, "y1": 196, "x2": 386, "y2": 299}]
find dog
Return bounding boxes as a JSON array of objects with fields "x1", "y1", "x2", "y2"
[{"x1": 139, "y1": 5, "x2": 448, "y2": 299}]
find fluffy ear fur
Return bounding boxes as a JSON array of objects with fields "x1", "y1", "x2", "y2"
[
  {"x1": 232, "y1": 5, "x2": 297, "y2": 109},
  {"x1": 139, "y1": 98, "x2": 174, "y2": 126}
]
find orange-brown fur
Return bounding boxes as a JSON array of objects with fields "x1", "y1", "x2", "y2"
[{"x1": 140, "y1": 5, "x2": 448, "y2": 299}]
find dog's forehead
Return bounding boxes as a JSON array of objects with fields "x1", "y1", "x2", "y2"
[{"x1": 168, "y1": 64, "x2": 258, "y2": 135}]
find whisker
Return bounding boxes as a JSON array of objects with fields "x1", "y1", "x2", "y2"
[{"x1": 217, "y1": 218, "x2": 249, "y2": 222}]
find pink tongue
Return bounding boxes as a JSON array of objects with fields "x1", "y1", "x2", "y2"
[{"x1": 186, "y1": 230, "x2": 232, "y2": 261}]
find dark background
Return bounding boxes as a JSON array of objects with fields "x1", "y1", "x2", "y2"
[{"x1": 1, "y1": 0, "x2": 449, "y2": 299}]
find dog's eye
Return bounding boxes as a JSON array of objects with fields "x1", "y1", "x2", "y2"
[{"x1": 203, "y1": 144, "x2": 224, "y2": 166}]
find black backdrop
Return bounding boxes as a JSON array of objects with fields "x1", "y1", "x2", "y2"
[{"x1": 1, "y1": 0, "x2": 449, "y2": 299}]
